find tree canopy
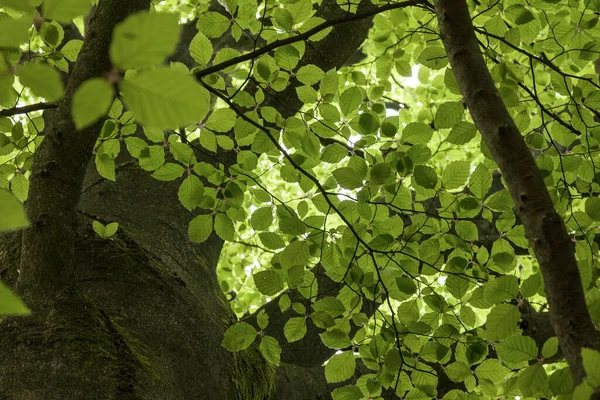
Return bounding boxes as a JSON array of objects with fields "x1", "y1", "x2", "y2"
[{"x1": 1, "y1": 0, "x2": 600, "y2": 398}]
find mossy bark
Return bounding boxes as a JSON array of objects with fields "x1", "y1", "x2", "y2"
[{"x1": 0, "y1": 0, "x2": 381, "y2": 397}]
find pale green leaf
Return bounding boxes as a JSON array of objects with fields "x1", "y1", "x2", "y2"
[
  {"x1": 120, "y1": 68, "x2": 210, "y2": 130},
  {"x1": 110, "y1": 12, "x2": 180, "y2": 70},
  {"x1": 254, "y1": 270, "x2": 284, "y2": 296},
  {"x1": 18, "y1": 63, "x2": 64, "y2": 102},
  {"x1": 189, "y1": 32, "x2": 213, "y2": 65},
  {"x1": 0, "y1": 282, "x2": 30, "y2": 315},
  {"x1": 486, "y1": 304, "x2": 520, "y2": 341},
  {"x1": 518, "y1": 365, "x2": 549, "y2": 398},
  {"x1": 188, "y1": 214, "x2": 213, "y2": 243},
  {"x1": 284, "y1": 317, "x2": 307, "y2": 343},
  {"x1": 260, "y1": 335, "x2": 281, "y2": 365},
  {"x1": 475, "y1": 359, "x2": 509, "y2": 384},
  {"x1": 44, "y1": 0, "x2": 92, "y2": 22},
  {"x1": 178, "y1": 175, "x2": 204, "y2": 210},
  {"x1": 0, "y1": 188, "x2": 29, "y2": 231},
  {"x1": 152, "y1": 163, "x2": 185, "y2": 181},
  {"x1": 221, "y1": 322, "x2": 256, "y2": 351},
  {"x1": 496, "y1": 334, "x2": 538, "y2": 366},
  {"x1": 72, "y1": 78, "x2": 115, "y2": 129},
  {"x1": 325, "y1": 351, "x2": 356, "y2": 383}
]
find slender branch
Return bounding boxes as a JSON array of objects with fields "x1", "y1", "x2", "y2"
[
  {"x1": 0, "y1": 102, "x2": 57, "y2": 117},
  {"x1": 194, "y1": 0, "x2": 425, "y2": 79}
]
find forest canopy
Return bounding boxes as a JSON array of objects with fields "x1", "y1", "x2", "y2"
[{"x1": 1, "y1": 0, "x2": 600, "y2": 399}]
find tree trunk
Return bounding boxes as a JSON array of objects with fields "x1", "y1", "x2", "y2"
[
  {"x1": 434, "y1": 0, "x2": 600, "y2": 385},
  {"x1": 0, "y1": 0, "x2": 377, "y2": 398}
]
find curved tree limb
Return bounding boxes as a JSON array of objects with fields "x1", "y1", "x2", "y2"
[{"x1": 434, "y1": 0, "x2": 600, "y2": 385}]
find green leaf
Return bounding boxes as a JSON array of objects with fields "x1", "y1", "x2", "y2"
[
  {"x1": 95, "y1": 154, "x2": 115, "y2": 181},
  {"x1": 72, "y1": 78, "x2": 115, "y2": 129},
  {"x1": 221, "y1": 322, "x2": 257, "y2": 351},
  {"x1": 333, "y1": 167, "x2": 363, "y2": 189},
  {"x1": 485, "y1": 190, "x2": 514, "y2": 212},
  {"x1": 435, "y1": 102, "x2": 464, "y2": 129},
  {"x1": 542, "y1": 337, "x2": 559, "y2": 359},
  {"x1": 496, "y1": 334, "x2": 538, "y2": 366},
  {"x1": 296, "y1": 64, "x2": 324, "y2": 86},
  {"x1": 0, "y1": 188, "x2": 29, "y2": 231},
  {"x1": 442, "y1": 160, "x2": 470, "y2": 189},
  {"x1": 120, "y1": 68, "x2": 210, "y2": 130},
  {"x1": 0, "y1": 282, "x2": 30, "y2": 316},
  {"x1": 370, "y1": 163, "x2": 391, "y2": 185},
  {"x1": 325, "y1": 351, "x2": 356, "y2": 383},
  {"x1": 105, "y1": 222, "x2": 118, "y2": 238},
  {"x1": 446, "y1": 275, "x2": 471, "y2": 299},
  {"x1": 455, "y1": 220, "x2": 478, "y2": 241},
  {"x1": 401, "y1": 122, "x2": 433, "y2": 145},
  {"x1": 0, "y1": 17, "x2": 31, "y2": 48},
  {"x1": 188, "y1": 214, "x2": 213, "y2": 243},
  {"x1": 321, "y1": 143, "x2": 348, "y2": 163},
  {"x1": 189, "y1": 32, "x2": 213, "y2": 65},
  {"x1": 251, "y1": 207, "x2": 273, "y2": 231},
  {"x1": 0, "y1": 0, "x2": 38, "y2": 13},
  {"x1": 396, "y1": 276, "x2": 417, "y2": 295},
  {"x1": 486, "y1": 304, "x2": 520, "y2": 341},
  {"x1": 152, "y1": 163, "x2": 185, "y2": 181},
  {"x1": 284, "y1": 317, "x2": 307, "y2": 342},
  {"x1": 549, "y1": 367, "x2": 573, "y2": 396},
  {"x1": 18, "y1": 63, "x2": 64, "y2": 102},
  {"x1": 259, "y1": 232, "x2": 286, "y2": 250},
  {"x1": 280, "y1": 240, "x2": 310, "y2": 268},
  {"x1": 313, "y1": 297, "x2": 346, "y2": 317},
  {"x1": 484, "y1": 275, "x2": 519, "y2": 304},
  {"x1": 10, "y1": 174, "x2": 29, "y2": 202},
  {"x1": 585, "y1": 197, "x2": 600, "y2": 221},
  {"x1": 331, "y1": 385, "x2": 363, "y2": 400},
  {"x1": 518, "y1": 365, "x2": 549, "y2": 398},
  {"x1": 339, "y1": 87, "x2": 363, "y2": 116},
  {"x1": 447, "y1": 121, "x2": 476, "y2": 144},
  {"x1": 197, "y1": 12, "x2": 231, "y2": 38},
  {"x1": 178, "y1": 175, "x2": 204, "y2": 210},
  {"x1": 256, "y1": 310, "x2": 269, "y2": 329},
  {"x1": 254, "y1": 270, "x2": 284, "y2": 296},
  {"x1": 504, "y1": 4, "x2": 535, "y2": 25},
  {"x1": 43, "y1": 0, "x2": 91, "y2": 22},
  {"x1": 417, "y1": 46, "x2": 448, "y2": 69},
  {"x1": 445, "y1": 362, "x2": 472, "y2": 382},
  {"x1": 205, "y1": 108, "x2": 236, "y2": 132},
  {"x1": 475, "y1": 359, "x2": 509, "y2": 384},
  {"x1": 92, "y1": 220, "x2": 117, "y2": 239},
  {"x1": 61, "y1": 39, "x2": 83, "y2": 62},
  {"x1": 214, "y1": 213, "x2": 235, "y2": 241},
  {"x1": 110, "y1": 12, "x2": 180, "y2": 70},
  {"x1": 139, "y1": 146, "x2": 165, "y2": 171},
  {"x1": 470, "y1": 164, "x2": 492, "y2": 199},
  {"x1": 260, "y1": 335, "x2": 281, "y2": 365},
  {"x1": 413, "y1": 165, "x2": 438, "y2": 189},
  {"x1": 582, "y1": 348, "x2": 600, "y2": 387}
]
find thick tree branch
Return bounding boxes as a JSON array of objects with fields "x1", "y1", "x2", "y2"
[
  {"x1": 435, "y1": 0, "x2": 600, "y2": 385},
  {"x1": 18, "y1": 0, "x2": 151, "y2": 305},
  {"x1": 195, "y1": 0, "x2": 424, "y2": 79},
  {"x1": 0, "y1": 102, "x2": 57, "y2": 117}
]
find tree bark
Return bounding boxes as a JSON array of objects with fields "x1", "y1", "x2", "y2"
[
  {"x1": 434, "y1": 0, "x2": 600, "y2": 385},
  {"x1": 0, "y1": 0, "x2": 383, "y2": 398}
]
